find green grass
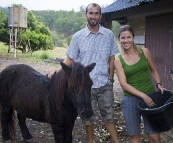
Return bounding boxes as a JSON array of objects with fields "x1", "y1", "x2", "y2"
[
  {"x1": 0, "y1": 41, "x2": 121, "y2": 63},
  {"x1": 0, "y1": 42, "x2": 67, "y2": 62},
  {"x1": 0, "y1": 42, "x2": 8, "y2": 54}
]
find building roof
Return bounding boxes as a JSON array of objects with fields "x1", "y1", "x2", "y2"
[{"x1": 102, "y1": 0, "x2": 160, "y2": 14}]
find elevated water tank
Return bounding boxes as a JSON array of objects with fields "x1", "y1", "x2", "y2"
[{"x1": 8, "y1": 7, "x2": 28, "y2": 28}]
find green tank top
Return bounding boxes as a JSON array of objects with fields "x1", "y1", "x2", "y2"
[{"x1": 118, "y1": 48, "x2": 155, "y2": 96}]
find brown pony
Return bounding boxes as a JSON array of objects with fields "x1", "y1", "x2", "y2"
[{"x1": 0, "y1": 62, "x2": 95, "y2": 143}]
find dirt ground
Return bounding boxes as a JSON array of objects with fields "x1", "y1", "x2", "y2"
[{"x1": 0, "y1": 56, "x2": 172, "y2": 143}]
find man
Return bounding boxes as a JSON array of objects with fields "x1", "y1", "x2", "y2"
[{"x1": 49, "y1": 3, "x2": 119, "y2": 143}]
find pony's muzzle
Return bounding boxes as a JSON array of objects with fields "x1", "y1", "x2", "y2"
[{"x1": 79, "y1": 108, "x2": 93, "y2": 120}]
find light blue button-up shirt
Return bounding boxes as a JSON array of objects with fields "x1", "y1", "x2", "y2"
[{"x1": 66, "y1": 25, "x2": 118, "y2": 88}]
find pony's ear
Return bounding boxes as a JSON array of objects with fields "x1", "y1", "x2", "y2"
[
  {"x1": 86, "y1": 63, "x2": 96, "y2": 73},
  {"x1": 60, "y1": 62, "x2": 72, "y2": 76}
]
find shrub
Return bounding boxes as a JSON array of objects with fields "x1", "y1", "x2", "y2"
[{"x1": 40, "y1": 52, "x2": 49, "y2": 59}]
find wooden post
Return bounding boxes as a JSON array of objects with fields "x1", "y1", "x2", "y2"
[{"x1": 14, "y1": 28, "x2": 17, "y2": 58}]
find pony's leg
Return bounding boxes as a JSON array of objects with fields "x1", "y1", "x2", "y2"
[
  {"x1": 64, "y1": 119, "x2": 76, "y2": 143},
  {"x1": 64, "y1": 127, "x2": 73, "y2": 142},
  {"x1": 1, "y1": 107, "x2": 14, "y2": 142},
  {"x1": 17, "y1": 113, "x2": 34, "y2": 142},
  {"x1": 4, "y1": 140, "x2": 13, "y2": 143},
  {"x1": 51, "y1": 124, "x2": 65, "y2": 143},
  {"x1": 51, "y1": 121, "x2": 75, "y2": 143}
]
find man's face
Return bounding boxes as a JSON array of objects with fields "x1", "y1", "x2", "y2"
[{"x1": 85, "y1": 5, "x2": 101, "y2": 27}]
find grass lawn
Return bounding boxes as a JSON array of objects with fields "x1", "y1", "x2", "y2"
[
  {"x1": 0, "y1": 42, "x2": 67, "y2": 62},
  {"x1": 0, "y1": 41, "x2": 121, "y2": 63}
]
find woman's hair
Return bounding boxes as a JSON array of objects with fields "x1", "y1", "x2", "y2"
[{"x1": 118, "y1": 25, "x2": 141, "y2": 56}]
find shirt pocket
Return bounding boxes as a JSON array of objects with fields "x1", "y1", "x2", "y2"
[
  {"x1": 79, "y1": 48, "x2": 87, "y2": 58},
  {"x1": 78, "y1": 47, "x2": 94, "y2": 63}
]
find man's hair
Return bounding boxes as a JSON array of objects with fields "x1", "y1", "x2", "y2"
[{"x1": 86, "y1": 3, "x2": 101, "y2": 14}]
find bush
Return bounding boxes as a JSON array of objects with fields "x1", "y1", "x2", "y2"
[{"x1": 40, "y1": 52, "x2": 49, "y2": 59}]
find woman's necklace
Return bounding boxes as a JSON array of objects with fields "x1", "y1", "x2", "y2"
[
  {"x1": 128, "y1": 54, "x2": 133, "y2": 57},
  {"x1": 124, "y1": 51, "x2": 134, "y2": 57}
]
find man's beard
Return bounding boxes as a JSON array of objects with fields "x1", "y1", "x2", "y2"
[{"x1": 87, "y1": 19, "x2": 99, "y2": 27}]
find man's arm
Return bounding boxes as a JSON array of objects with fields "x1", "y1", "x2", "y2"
[
  {"x1": 108, "y1": 55, "x2": 115, "y2": 82},
  {"x1": 48, "y1": 56, "x2": 74, "y2": 78}
]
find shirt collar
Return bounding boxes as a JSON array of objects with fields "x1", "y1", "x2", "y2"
[{"x1": 85, "y1": 24, "x2": 104, "y2": 37}]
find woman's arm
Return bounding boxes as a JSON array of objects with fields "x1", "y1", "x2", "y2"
[
  {"x1": 142, "y1": 48, "x2": 165, "y2": 93},
  {"x1": 114, "y1": 55, "x2": 155, "y2": 107}
]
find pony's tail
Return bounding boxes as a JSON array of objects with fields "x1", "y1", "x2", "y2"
[{"x1": 8, "y1": 108, "x2": 16, "y2": 140}]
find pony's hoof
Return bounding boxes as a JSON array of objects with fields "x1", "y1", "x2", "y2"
[
  {"x1": 25, "y1": 139, "x2": 35, "y2": 143},
  {"x1": 4, "y1": 140, "x2": 13, "y2": 143}
]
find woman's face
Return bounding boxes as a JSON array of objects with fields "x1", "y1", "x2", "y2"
[{"x1": 119, "y1": 31, "x2": 134, "y2": 50}]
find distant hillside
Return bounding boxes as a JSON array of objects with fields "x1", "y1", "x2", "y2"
[
  {"x1": 0, "y1": 6, "x2": 8, "y2": 14},
  {"x1": 0, "y1": 6, "x2": 120, "y2": 37}
]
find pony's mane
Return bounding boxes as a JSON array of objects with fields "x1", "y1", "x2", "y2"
[
  {"x1": 51, "y1": 62, "x2": 85, "y2": 110},
  {"x1": 67, "y1": 62, "x2": 85, "y2": 95}
]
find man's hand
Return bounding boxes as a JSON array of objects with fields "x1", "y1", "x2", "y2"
[
  {"x1": 48, "y1": 57, "x2": 74, "y2": 79},
  {"x1": 48, "y1": 68, "x2": 61, "y2": 79}
]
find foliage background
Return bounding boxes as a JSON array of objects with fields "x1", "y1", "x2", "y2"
[{"x1": 0, "y1": 5, "x2": 120, "y2": 56}]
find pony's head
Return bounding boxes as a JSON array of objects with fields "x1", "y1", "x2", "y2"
[{"x1": 61, "y1": 62, "x2": 95, "y2": 121}]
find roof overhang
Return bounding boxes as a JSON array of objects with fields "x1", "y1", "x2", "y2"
[{"x1": 101, "y1": 0, "x2": 173, "y2": 20}]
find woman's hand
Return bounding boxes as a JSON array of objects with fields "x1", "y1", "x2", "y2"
[
  {"x1": 142, "y1": 94, "x2": 155, "y2": 108},
  {"x1": 156, "y1": 83, "x2": 166, "y2": 94}
]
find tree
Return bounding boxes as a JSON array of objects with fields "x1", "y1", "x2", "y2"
[
  {"x1": 12, "y1": 4, "x2": 25, "y2": 7},
  {"x1": 66, "y1": 35, "x2": 72, "y2": 46},
  {"x1": 79, "y1": 6, "x2": 85, "y2": 12},
  {"x1": 0, "y1": 10, "x2": 9, "y2": 44},
  {"x1": 54, "y1": 11, "x2": 86, "y2": 37},
  {"x1": 112, "y1": 21, "x2": 121, "y2": 37},
  {"x1": 0, "y1": 8, "x2": 54, "y2": 52},
  {"x1": 24, "y1": 11, "x2": 54, "y2": 51}
]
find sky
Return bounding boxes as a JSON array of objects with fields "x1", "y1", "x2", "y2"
[{"x1": 0, "y1": 0, "x2": 115, "y2": 11}]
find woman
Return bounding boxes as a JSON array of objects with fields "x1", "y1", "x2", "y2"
[{"x1": 114, "y1": 25, "x2": 164, "y2": 143}]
